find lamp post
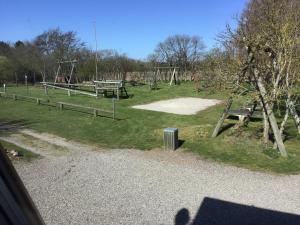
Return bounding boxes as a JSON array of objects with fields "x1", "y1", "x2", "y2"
[{"x1": 25, "y1": 74, "x2": 28, "y2": 94}]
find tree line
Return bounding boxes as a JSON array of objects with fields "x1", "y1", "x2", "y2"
[{"x1": 0, "y1": 28, "x2": 216, "y2": 84}]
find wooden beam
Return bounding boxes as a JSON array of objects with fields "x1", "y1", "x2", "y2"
[
  {"x1": 44, "y1": 84, "x2": 97, "y2": 97},
  {"x1": 212, "y1": 96, "x2": 233, "y2": 137},
  {"x1": 254, "y1": 71, "x2": 287, "y2": 157}
]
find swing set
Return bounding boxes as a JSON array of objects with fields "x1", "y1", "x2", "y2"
[{"x1": 54, "y1": 60, "x2": 78, "y2": 85}]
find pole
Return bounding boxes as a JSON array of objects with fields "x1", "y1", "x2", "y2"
[
  {"x1": 112, "y1": 98, "x2": 115, "y2": 120},
  {"x1": 25, "y1": 74, "x2": 28, "y2": 95},
  {"x1": 3, "y1": 83, "x2": 6, "y2": 93},
  {"x1": 93, "y1": 21, "x2": 98, "y2": 81}
]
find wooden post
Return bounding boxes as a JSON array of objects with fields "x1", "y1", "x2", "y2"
[
  {"x1": 254, "y1": 71, "x2": 287, "y2": 157},
  {"x1": 212, "y1": 97, "x2": 233, "y2": 137},
  {"x1": 44, "y1": 85, "x2": 48, "y2": 95},
  {"x1": 3, "y1": 84, "x2": 6, "y2": 93},
  {"x1": 112, "y1": 98, "x2": 115, "y2": 120},
  {"x1": 25, "y1": 74, "x2": 28, "y2": 95},
  {"x1": 68, "y1": 90, "x2": 71, "y2": 96},
  {"x1": 169, "y1": 68, "x2": 176, "y2": 86},
  {"x1": 94, "y1": 109, "x2": 98, "y2": 117}
]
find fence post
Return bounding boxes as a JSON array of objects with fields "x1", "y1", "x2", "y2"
[
  {"x1": 3, "y1": 84, "x2": 6, "y2": 93},
  {"x1": 112, "y1": 98, "x2": 115, "y2": 120},
  {"x1": 25, "y1": 74, "x2": 28, "y2": 95},
  {"x1": 44, "y1": 85, "x2": 48, "y2": 95}
]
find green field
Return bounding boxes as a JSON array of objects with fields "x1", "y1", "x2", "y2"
[{"x1": 1, "y1": 82, "x2": 300, "y2": 174}]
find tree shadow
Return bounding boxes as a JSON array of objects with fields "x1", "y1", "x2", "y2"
[
  {"x1": 0, "y1": 120, "x2": 33, "y2": 133},
  {"x1": 217, "y1": 123, "x2": 236, "y2": 135},
  {"x1": 175, "y1": 197, "x2": 300, "y2": 225}
]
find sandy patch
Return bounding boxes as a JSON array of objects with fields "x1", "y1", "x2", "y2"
[{"x1": 132, "y1": 97, "x2": 221, "y2": 115}]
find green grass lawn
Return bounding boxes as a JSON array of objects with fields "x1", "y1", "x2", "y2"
[{"x1": 1, "y1": 82, "x2": 300, "y2": 174}]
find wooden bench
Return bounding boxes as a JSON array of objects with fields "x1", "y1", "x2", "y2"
[
  {"x1": 94, "y1": 80, "x2": 128, "y2": 99},
  {"x1": 227, "y1": 108, "x2": 262, "y2": 121},
  {"x1": 57, "y1": 101, "x2": 115, "y2": 119}
]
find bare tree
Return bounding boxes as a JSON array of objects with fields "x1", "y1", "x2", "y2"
[
  {"x1": 153, "y1": 34, "x2": 205, "y2": 71},
  {"x1": 34, "y1": 28, "x2": 84, "y2": 60}
]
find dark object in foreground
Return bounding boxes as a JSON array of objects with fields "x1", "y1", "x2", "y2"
[{"x1": 0, "y1": 143, "x2": 45, "y2": 225}]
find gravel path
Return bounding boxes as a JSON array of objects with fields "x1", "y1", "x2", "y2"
[{"x1": 5, "y1": 130, "x2": 300, "y2": 225}]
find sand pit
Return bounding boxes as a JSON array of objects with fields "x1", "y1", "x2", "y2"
[{"x1": 132, "y1": 97, "x2": 222, "y2": 115}]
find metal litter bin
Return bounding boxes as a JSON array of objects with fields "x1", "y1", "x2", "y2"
[{"x1": 164, "y1": 128, "x2": 178, "y2": 150}]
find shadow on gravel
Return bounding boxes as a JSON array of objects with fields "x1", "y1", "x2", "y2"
[{"x1": 175, "y1": 197, "x2": 300, "y2": 225}]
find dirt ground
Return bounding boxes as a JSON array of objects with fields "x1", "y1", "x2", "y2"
[
  {"x1": 1, "y1": 129, "x2": 300, "y2": 225},
  {"x1": 132, "y1": 97, "x2": 222, "y2": 115}
]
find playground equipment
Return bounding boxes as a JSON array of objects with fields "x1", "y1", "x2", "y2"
[
  {"x1": 54, "y1": 60, "x2": 78, "y2": 85},
  {"x1": 42, "y1": 60, "x2": 128, "y2": 99},
  {"x1": 211, "y1": 97, "x2": 262, "y2": 138},
  {"x1": 154, "y1": 67, "x2": 180, "y2": 85},
  {"x1": 94, "y1": 80, "x2": 128, "y2": 100},
  {"x1": 211, "y1": 48, "x2": 300, "y2": 157}
]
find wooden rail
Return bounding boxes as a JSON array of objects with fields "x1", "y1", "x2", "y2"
[
  {"x1": 43, "y1": 83, "x2": 98, "y2": 97},
  {"x1": 0, "y1": 93, "x2": 116, "y2": 120},
  {"x1": 0, "y1": 93, "x2": 48, "y2": 105},
  {"x1": 57, "y1": 101, "x2": 115, "y2": 119}
]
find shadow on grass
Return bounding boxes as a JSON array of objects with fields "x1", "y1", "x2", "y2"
[
  {"x1": 217, "y1": 123, "x2": 236, "y2": 136},
  {"x1": 0, "y1": 119, "x2": 33, "y2": 133},
  {"x1": 178, "y1": 140, "x2": 185, "y2": 148},
  {"x1": 175, "y1": 197, "x2": 300, "y2": 225}
]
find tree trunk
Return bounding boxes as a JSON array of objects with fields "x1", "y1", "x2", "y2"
[
  {"x1": 254, "y1": 71, "x2": 287, "y2": 157},
  {"x1": 273, "y1": 105, "x2": 289, "y2": 149},
  {"x1": 212, "y1": 96, "x2": 233, "y2": 137},
  {"x1": 287, "y1": 99, "x2": 300, "y2": 135},
  {"x1": 261, "y1": 101, "x2": 270, "y2": 144}
]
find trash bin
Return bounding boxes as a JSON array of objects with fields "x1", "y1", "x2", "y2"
[{"x1": 164, "y1": 128, "x2": 178, "y2": 150}]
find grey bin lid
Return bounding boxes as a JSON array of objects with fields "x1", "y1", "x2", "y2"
[{"x1": 164, "y1": 128, "x2": 178, "y2": 132}]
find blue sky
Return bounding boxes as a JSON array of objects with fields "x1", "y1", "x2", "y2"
[{"x1": 0, "y1": 0, "x2": 248, "y2": 59}]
